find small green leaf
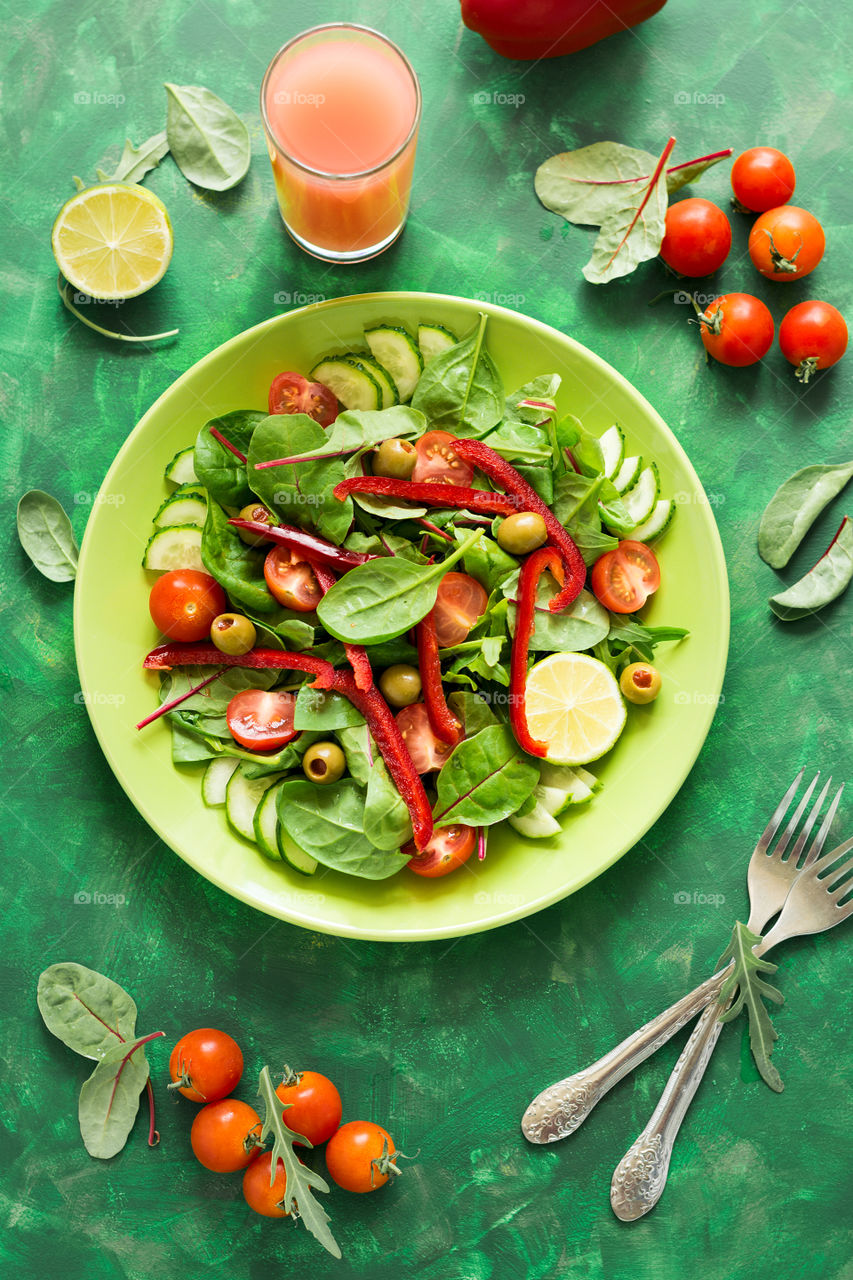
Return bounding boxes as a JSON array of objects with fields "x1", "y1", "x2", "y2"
[
  {"x1": 194, "y1": 410, "x2": 266, "y2": 508},
  {"x1": 758, "y1": 461, "x2": 853, "y2": 569},
  {"x1": 769, "y1": 516, "x2": 853, "y2": 620},
  {"x1": 201, "y1": 501, "x2": 279, "y2": 613},
  {"x1": 37, "y1": 962, "x2": 138, "y2": 1058},
  {"x1": 164, "y1": 83, "x2": 250, "y2": 191},
  {"x1": 434, "y1": 725, "x2": 539, "y2": 827},
  {"x1": 535, "y1": 142, "x2": 658, "y2": 227},
  {"x1": 96, "y1": 131, "x2": 170, "y2": 184},
  {"x1": 716, "y1": 921, "x2": 785, "y2": 1092},
  {"x1": 411, "y1": 314, "x2": 504, "y2": 437},
  {"x1": 78, "y1": 1032, "x2": 158, "y2": 1159},
  {"x1": 17, "y1": 490, "x2": 79, "y2": 582}
]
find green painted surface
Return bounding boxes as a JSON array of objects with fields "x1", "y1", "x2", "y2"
[{"x1": 2, "y1": 0, "x2": 852, "y2": 1276}]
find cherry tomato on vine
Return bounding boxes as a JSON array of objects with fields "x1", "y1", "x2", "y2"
[
  {"x1": 432, "y1": 572, "x2": 488, "y2": 647},
  {"x1": 778, "y1": 300, "x2": 848, "y2": 384},
  {"x1": 395, "y1": 703, "x2": 456, "y2": 774},
  {"x1": 748, "y1": 206, "x2": 825, "y2": 282},
  {"x1": 268, "y1": 371, "x2": 339, "y2": 426},
  {"x1": 730, "y1": 147, "x2": 796, "y2": 213},
  {"x1": 190, "y1": 1098, "x2": 264, "y2": 1172},
  {"x1": 591, "y1": 541, "x2": 661, "y2": 614},
  {"x1": 698, "y1": 293, "x2": 775, "y2": 367},
  {"x1": 168, "y1": 1028, "x2": 243, "y2": 1103},
  {"x1": 264, "y1": 546, "x2": 323, "y2": 611},
  {"x1": 243, "y1": 1152, "x2": 290, "y2": 1217},
  {"x1": 325, "y1": 1121, "x2": 400, "y2": 1193},
  {"x1": 276, "y1": 1069, "x2": 342, "y2": 1146},
  {"x1": 404, "y1": 824, "x2": 477, "y2": 877},
  {"x1": 411, "y1": 431, "x2": 474, "y2": 487},
  {"x1": 659, "y1": 198, "x2": 731, "y2": 277},
  {"x1": 148, "y1": 570, "x2": 227, "y2": 642},
  {"x1": 226, "y1": 689, "x2": 298, "y2": 752}
]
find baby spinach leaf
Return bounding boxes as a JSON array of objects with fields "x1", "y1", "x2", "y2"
[
  {"x1": 37, "y1": 963, "x2": 139, "y2": 1059},
  {"x1": 769, "y1": 516, "x2": 853, "y2": 620},
  {"x1": 353, "y1": 490, "x2": 428, "y2": 520},
  {"x1": 453, "y1": 527, "x2": 517, "y2": 592},
  {"x1": 161, "y1": 666, "x2": 279, "y2": 716},
  {"x1": 482, "y1": 419, "x2": 552, "y2": 466},
  {"x1": 317, "y1": 528, "x2": 481, "y2": 643},
  {"x1": 194, "y1": 410, "x2": 266, "y2": 507},
  {"x1": 164, "y1": 82, "x2": 250, "y2": 191},
  {"x1": 246, "y1": 610, "x2": 315, "y2": 651},
  {"x1": 277, "y1": 779, "x2": 409, "y2": 878},
  {"x1": 758, "y1": 460, "x2": 853, "y2": 568},
  {"x1": 434, "y1": 725, "x2": 538, "y2": 826},
  {"x1": 293, "y1": 687, "x2": 365, "y2": 731},
  {"x1": 447, "y1": 690, "x2": 500, "y2": 736},
  {"x1": 201, "y1": 500, "x2": 278, "y2": 613},
  {"x1": 505, "y1": 373, "x2": 562, "y2": 421},
  {"x1": 78, "y1": 1032, "x2": 158, "y2": 1159},
  {"x1": 364, "y1": 760, "x2": 412, "y2": 850},
  {"x1": 345, "y1": 531, "x2": 427, "y2": 562},
  {"x1": 17, "y1": 490, "x2": 78, "y2": 582},
  {"x1": 716, "y1": 921, "x2": 784, "y2": 1092},
  {"x1": 96, "y1": 131, "x2": 169, "y2": 184},
  {"x1": 248, "y1": 414, "x2": 353, "y2": 543},
  {"x1": 411, "y1": 313, "x2": 504, "y2": 437},
  {"x1": 336, "y1": 723, "x2": 373, "y2": 785},
  {"x1": 282, "y1": 405, "x2": 426, "y2": 462},
  {"x1": 504, "y1": 576, "x2": 610, "y2": 652}
]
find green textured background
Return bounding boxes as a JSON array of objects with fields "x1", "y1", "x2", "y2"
[{"x1": 3, "y1": 1, "x2": 852, "y2": 1276}]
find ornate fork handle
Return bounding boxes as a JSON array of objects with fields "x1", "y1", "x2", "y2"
[{"x1": 521, "y1": 965, "x2": 730, "y2": 1143}]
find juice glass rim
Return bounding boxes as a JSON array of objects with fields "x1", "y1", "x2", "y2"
[{"x1": 260, "y1": 22, "x2": 422, "y2": 182}]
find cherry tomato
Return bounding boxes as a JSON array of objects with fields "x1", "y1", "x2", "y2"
[
  {"x1": 148, "y1": 570, "x2": 227, "y2": 642},
  {"x1": 190, "y1": 1098, "x2": 264, "y2": 1172},
  {"x1": 432, "y1": 572, "x2": 488, "y2": 647},
  {"x1": 591, "y1": 540, "x2": 661, "y2": 614},
  {"x1": 243, "y1": 1152, "x2": 290, "y2": 1217},
  {"x1": 659, "y1": 198, "x2": 731, "y2": 277},
  {"x1": 264, "y1": 546, "x2": 323, "y2": 611},
  {"x1": 395, "y1": 703, "x2": 456, "y2": 774},
  {"x1": 168, "y1": 1028, "x2": 243, "y2": 1103},
  {"x1": 731, "y1": 147, "x2": 796, "y2": 213},
  {"x1": 698, "y1": 293, "x2": 774, "y2": 367},
  {"x1": 226, "y1": 689, "x2": 298, "y2": 752},
  {"x1": 404, "y1": 824, "x2": 476, "y2": 878},
  {"x1": 411, "y1": 431, "x2": 474, "y2": 486},
  {"x1": 748, "y1": 206, "x2": 825, "y2": 282},
  {"x1": 268, "y1": 371, "x2": 339, "y2": 427},
  {"x1": 778, "y1": 300, "x2": 848, "y2": 384},
  {"x1": 325, "y1": 1121, "x2": 399, "y2": 1193},
  {"x1": 275, "y1": 1070, "x2": 342, "y2": 1146}
]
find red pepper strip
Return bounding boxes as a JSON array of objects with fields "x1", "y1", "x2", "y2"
[
  {"x1": 416, "y1": 610, "x2": 462, "y2": 746},
  {"x1": 332, "y1": 476, "x2": 520, "y2": 517},
  {"x1": 228, "y1": 518, "x2": 375, "y2": 571},
  {"x1": 329, "y1": 668, "x2": 433, "y2": 852},
  {"x1": 143, "y1": 643, "x2": 335, "y2": 689},
  {"x1": 311, "y1": 562, "x2": 373, "y2": 692},
  {"x1": 450, "y1": 437, "x2": 586, "y2": 612},
  {"x1": 510, "y1": 547, "x2": 565, "y2": 759}
]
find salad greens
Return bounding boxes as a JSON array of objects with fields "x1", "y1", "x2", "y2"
[
  {"x1": 716, "y1": 922, "x2": 785, "y2": 1092},
  {"x1": 164, "y1": 82, "x2": 251, "y2": 191},
  {"x1": 758, "y1": 460, "x2": 853, "y2": 569},
  {"x1": 17, "y1": 489, "x2": 79, "y2": 582},
  {"x1": 769, "y1": 517, "x2": 853, "y2": 621}
]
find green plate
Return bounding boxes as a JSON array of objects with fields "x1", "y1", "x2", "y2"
[{"x1": 74, "y1": 292, "x2": 729, "y2": 942}]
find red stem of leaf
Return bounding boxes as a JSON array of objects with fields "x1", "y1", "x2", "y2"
[
  {"x1": 146, "y1": 1079, "x2": 160, "y2": 1146},
  {"x1": 209, "y1": 426, "x2": 247, "y2": 463},
  {"x1": 136, "y1": 668, "x2": 225, "y2": 730},
  {"x1": 417, "y1": 517, "x2": 454, "y2": 543},
  {"x1": 600, "y1": 135, "x2": 676, "y2": 275}
]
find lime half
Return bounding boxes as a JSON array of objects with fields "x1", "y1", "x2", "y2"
[
  {"x1": 525, "y1": 652, "x2": 627, "y2": 765},
  {"x1": 52, "y1": 183, "x2": 173, "y2": 301}
]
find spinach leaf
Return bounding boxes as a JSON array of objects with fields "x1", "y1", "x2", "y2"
[
  {"x1": 164, "y1": 82, "x2": 251, "y2": 191},
  {"x1": 96, "y1": 131, "x2": 169, "y2": 184},
  {"x1": 161, "y1": 666, "x2": 279, "y2": 716},
  {"x1": 277, "y1": 779, "x2": 408, "y2": 878},
  {"x1": 282, "y1": 405, "x2": 426, "y2": 462},
  {"x1": 247, "y1": 611, "x2": 315, "y2": 651},
  {"x1": 316, "y1": 528, "x2": 481, "y2": 643},
  {"x1": 758, "y1": 460, "x2": 853, "y2": 568},
  {"x1": 37, "y1": 963, "x2": 139, "y2": 1059},
  {"x1": 453, "y1": 527, "x2": 517, "y2": 592},
  {"x1": 201, "y1": 500, "x2": 278, "y2": 613},
  {"x1": 434, "y1": 725, "x2": 538, "y2": 826},
  {"x1": 769, "y1": 516, "x2": 853, "y2": 620},
  {"x1": 505, "y1": 373, "x2": 561, "y2": 420},
  {"x1": 504, "y1": 577, "x2": 610, "y2": 652},
  {"x1": 337, "y1": 724, "x2": 373, "y2": 785},
  {"x1": 293, "y1": 687, "x2": 365, "y2": 731},
  {"x1": 345, "y1": 530, "x2": 427, "y2": 562},
  {"x1": 78, "y1": 1033, "x2": 156, "y2": 1159},
  {"x1": 248, "y1": 414, "x2": 353, "y2": 543},
  {"x1": 447, "y1": 690, "x2": 500, "y2": 735},
  {"x1": 482, "y1": 418, "x2": 552, "y2": 466},
  {"x1": 194, "y1": 410, "x2": 266, "y2": 507},
  {"x1": 364, "y1": 759, "x2": 412, "y2": 850},
  {"x1": 17, "y1": 490, "x2": 78, "y2": 582},
  {"x1": 411, "y1": 313, "x2": 504, "y2": 437}
]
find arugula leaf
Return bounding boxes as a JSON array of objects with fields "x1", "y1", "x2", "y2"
[
  {"x1": 201, "y1": 501, "x2": 278, "y2": 613},
  {"x1": 248, "y1": 414, "x2": 353, "y2": 543},
  {"x1": 716, "y1": 922, "x2": 785, "y2": 1093},
  {"x1": 277, "y1": 779, "x2": 409, "y2": 878},
  {"x1": 96, "y1": 131, "x2": 169, "y2": 184},
  {"x1": 164, "y1": 82, "x2": 250, "y2": 191},
  {"x1": 17, "y1": 490, "x2": 79, "y2": 582},
  {"x1": 434, "y1": 725, "x2": 538, "y2": 827},
  {"x1": 411, "y1": 313, "x2": 504, "y2": 437},
  {"x1": 194, "y1": 410, "x2": 266, "y2": 508},
  {"x1": 758, "y1": 460, "x2": 853, "y2": 569}
]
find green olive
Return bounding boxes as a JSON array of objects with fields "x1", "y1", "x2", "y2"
[
  {"x1": 210, "y1": 613, "x2": 256, "y2": 656},
  {"x1": 496, "y1": 511, "x2": 548, "y2": 555},
  {"x1": 372, "y1": 437, "x2": 418, "y2": 480},
  {"x1": 302, "y1": 741, "x2": 346, "y2": 785},
  {"x1": 378, "y1": 664, "x2": 423, "y2": 708},
  {"x1": 236, "y1": 503, "x2": 274, "y2": 545},
  {"x1": 620, "y1": 662, "x2": 662, "y2": 705}
]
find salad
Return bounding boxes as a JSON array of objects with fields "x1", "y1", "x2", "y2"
[{"x1": 139, "y1": 314, "x2": 686, "y2": 882}]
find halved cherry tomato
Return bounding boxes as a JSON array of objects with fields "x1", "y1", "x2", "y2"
[
  {"x1": 243, "y1": 1152, "x2": 289, "y2": 1217},
  {"x1": 432, "y1": 572, "x2": 488, "y2": 647},
  {"x1": 226, "y1": 689, "x2": 298, "y2": 751},
  {"x1": 411, "y1": 430, "x2": 474, "y2": 486},
  {"x1": 404, "y1": 824, "x2": 476, "y2": 877},
  {"x1": 591, "y1": 541, "x2": 661, "y2": 614},
  {"x1": 748, "y1": 206, "x2": 825, "y2": 282},
  {"x1": 276, "y1": 1070, "x2": 342, "y2": 1146},
  {"x1": 395, "y1": 703, "x2": 456, "y2": 774},
  {"x1": 268, "y1": 371, "x2": 339, "y2": 426},
  {"x1": 325, "y1": 1121, "x2": 399, "y2": 1193},
  {"x1": 264, "y1": 546, "x2": 323, "y2": 611},
  {"x1": 190, "y1": 1098, "x2": 263, "y2": 1172},
  {"x1": 149, "y1": 570, "x2": 227, "y2": 642},
  {"x1": 168, "y1": 1028, "x2": 243, "y2": 1103}
]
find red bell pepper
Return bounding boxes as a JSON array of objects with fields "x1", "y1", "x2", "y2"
[
  {"x1": 416, "y1": 610, "x2": 462, "y2": 746},
  {"x1": 332, "y1": 476, "x2": 520, "y2": 517},
  {"x1": 509, "y1": 546, "x2": 565, "y2": 757},
  {"x1": 311, "y1": 561, "x2": 373, "y2": 691},
  {"x1": 228, "y1": 518, "x2": 375, "y2": 571},
  {"x1": 460, "y1": 0, "x2": 668, "y2": 60},
  {"x1": 142, "y1": 643, "x2": 335, "y2": 688}
]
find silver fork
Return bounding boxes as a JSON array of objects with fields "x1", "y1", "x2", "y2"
[
  {"x1": 611, "y1": 821, "x2": 853, "y2": 1219},
  {"x1": 522, "y1": 770, "x2": 838, "y2": 1145}
]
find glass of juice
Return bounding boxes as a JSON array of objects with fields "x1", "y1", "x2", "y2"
[{"x1": 261, "y1": 24, "x2": 422, "y2": 263}]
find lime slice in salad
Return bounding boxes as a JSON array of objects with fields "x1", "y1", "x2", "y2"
[
  {"x1": 524, "y1": 653, "x2": 626, "y2": 766},
  {"x1": 51, "y1": 183, "x2": 173, "y2": 301}
]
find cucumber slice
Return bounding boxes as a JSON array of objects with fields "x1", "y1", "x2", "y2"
[
  {"x1": 310, "y1": 357, "x2": 381, "y2": 410},
  {"x1": 154, "y1": 492, "x2": 207, "y2": 528},
  {"x1": 618, "y1": 463, "x2": 660, "y2": 528},
  {"x1": 344, "y1": 353, "x2": 399, "y2": 407},
  {"x1": 508, "y1": 799, "x2": 562, "y2": 839},
  {"x1": 165, "y1": 446, "x2": 197, "y2": 486},
  {"x1": 142, "y1": 524, "x2": 204, "y2": 572},
  {"x1": 254, "y1": 782, "x2": 284, "y2": 860},
  {"x1": 225, "y1": 766, "x2": 278, "y2": 842},
  {"x1": 628, "y1": 497, "x2": 675, "y2": 543},
  {"x1": 418, "y1": 323, "x2": 458, "y2": 364},
  {"x1": 275, "y1": 788, "x2": 318, "y2": 874},
  {"x1": 613, "y1": 454, "x2": 641, "y2": 494},
  {"x1": 202, "y1": 757, "x2": 239, "y2": 807},
  {"x1": 365, "y1": 325, "x2": 423, "y2": 401},
  {"x1": 573, "y1": 766, "x2": 602, "y2": 794},
  {"x1": 537, "y1": 764, "x2": 594, "y2": 814},
  {"x1": 598, "y1": 425, "x2": 625, "y2": 480}
]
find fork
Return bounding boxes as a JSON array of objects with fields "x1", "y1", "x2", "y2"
[{"x1": 522, "y1": 770, "x2": 839, "y2": 1145}]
